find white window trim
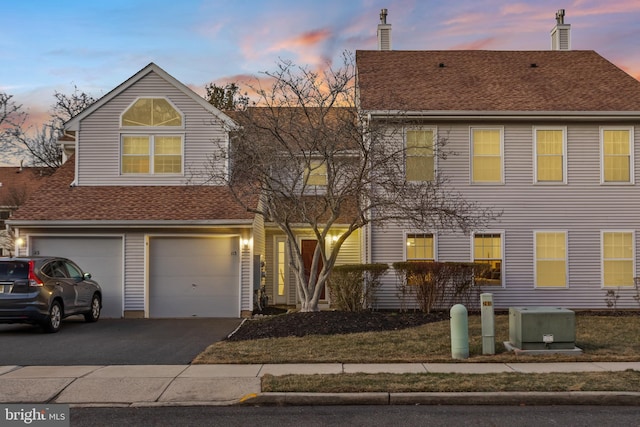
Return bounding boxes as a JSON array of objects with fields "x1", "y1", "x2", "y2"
[
  {"x1": 471, "y1": 230, "x2": 505, "y2": 288},
  {"x1": 533, "y1": 126, "x2": 567, "y2": 184},
  {"x1": 599, "y1": 126, "x2": 634, "y2": 185},
  {"x1": 120, "y1": 97, "x2": 185, "y2": 130},
  {"x1": 533, "y1": 230, "x2": 569, "y2": 289},
  {"x1": 405, "y1": 126, "x2": 438, "y2": 181},
  {"x1": 601, "y1": 230, "x2": 636, "y2": 288},
  {"x1": 404, "y1": 231, "x2": 437, "y2": 261},
  {"x1": 120, "y1": 133, "x2": 185, "y2": 175},
  {"x1": 469, "y1": 126, "x2": 504, "y2": 184}
]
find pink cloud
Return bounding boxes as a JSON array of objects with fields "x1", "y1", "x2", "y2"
[
  {"x1": 450, "y1": 37, "x2": 500, "y2": 50},
  {"x1": 268, "y1": 28, "x2": 332, "y2": 52}
]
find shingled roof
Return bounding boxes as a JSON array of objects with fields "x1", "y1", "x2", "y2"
[
  {"x1": 0, "y1": 166, "x2": 48, "y2": 207},
  {"x1": 9, "y1": 159, "x2": 256, "y2": 223},
  {"x1": 356, "y1": 50, "x2": 640, "y2": 112}
]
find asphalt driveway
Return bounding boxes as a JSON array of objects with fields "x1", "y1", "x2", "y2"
[{"x1": 0, "y1": 317, "x2": 242, "y2": 365}]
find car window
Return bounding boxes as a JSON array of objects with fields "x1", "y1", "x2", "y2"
[
  {"x1": 0, "y1": 261, "x2": 29, "y2": 280},
  {"x1": 65, "y1": 261, "x2": 84, "y2": 280},
  {"x1": 42, "y1": 260, "x2": 67, "y2": 278}
]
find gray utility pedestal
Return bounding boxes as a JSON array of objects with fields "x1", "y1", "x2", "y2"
[{"x1": 508, "y1": 307, "x2": 576, "y2": 350}]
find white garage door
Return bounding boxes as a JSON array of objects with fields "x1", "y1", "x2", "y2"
[
  {"x1": 30, "y1": 236, "x2": 124, "y2": 318},
  {"x1": 148, "y1": 236, "x2": 240, "y2": 318}
]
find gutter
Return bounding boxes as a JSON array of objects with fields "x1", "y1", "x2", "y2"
[
  {"x1": 366, "y1": 110, "x2": 640, "y2": 122},
  {"x1": 6, "y1": 219, "x2": 256, "y2": 229}
]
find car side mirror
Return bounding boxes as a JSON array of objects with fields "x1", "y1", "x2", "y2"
[{"x1": 84, "y1": 272, "x2": 92, "y2": 280}]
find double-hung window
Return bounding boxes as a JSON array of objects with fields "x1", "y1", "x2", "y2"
[
  {"x1": 471, "y1": 128, "x2": 503, "y2": 183},
  {"x1": 120, "y1": 98, "x2": 184, "y2": 175},
  {"x1": 602, "y1": 231, "x2": 635, "y2": 287},
  {"x1": 601, "y1": 127, "x2": 633, "y2": 183},
  {"x1": 406, "y1": 233, "x2": 435, "y2": 261},
  {"x1": 406, "y1": 129, "x2": 435, "y2": 181},
  {"x1": 473, "y1": 233, "x2": 503, "y2": 286},
  {"x1": 534, "y1": 127, "x2": 566, "y2": 183},
  {"x1": 535, "y1": 231, "x2": 567, "y2": 288},
  {"x1": 304, "y1": 160, "x2": 327, "y2": 186}
]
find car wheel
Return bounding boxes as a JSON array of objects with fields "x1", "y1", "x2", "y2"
[
  {"x1": 43, "y1": 301, "x2": 62, "y2": 333},
  {"x1": 84, "y1": 294, "x2": 101, "y2": 322}
]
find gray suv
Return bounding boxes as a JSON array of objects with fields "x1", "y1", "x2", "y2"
[{"x1": 0, "y1": 256, "x2": 102, "y2": 333}]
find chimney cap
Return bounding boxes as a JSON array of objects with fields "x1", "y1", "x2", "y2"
[
  {"x1": 380, "y1": 8, "x2": 388, "y2": 24},
  {"x1": 556, "y1": 9, "x2": 565, "y2": 24}
]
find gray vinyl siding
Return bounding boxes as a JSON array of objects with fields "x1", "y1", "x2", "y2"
[
  {"x1": 76, "y1": 71, "x2": 228, "y2": 186},
  {"x1": 369, "y1": 121, "x2": 640, "y2": 310},
  {"x1": 124, "y1": 233, "x2": 145, "y2": 312}
]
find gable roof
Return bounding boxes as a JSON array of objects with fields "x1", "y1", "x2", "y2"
[
  {"x1": 8, "y1": 158, "x2": 256, "y2": 224},
  {"x1": 356, "y1": 50, "x2": 640, "y2": 113},
  {"x1": 64, "y1": 62, "x2": 236, "y2": 130}
]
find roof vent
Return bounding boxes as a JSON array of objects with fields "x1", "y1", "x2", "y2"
[
  {"x1": 377, "y1": 8, "x2": 392, "y2": 51},
  {"x1": 550, "y1": 9, "x2": 571, "y2": 50}
]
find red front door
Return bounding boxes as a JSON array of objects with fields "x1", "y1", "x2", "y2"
[{"x1": 301, "y1": 239, "x2": 325, "y2": 300}]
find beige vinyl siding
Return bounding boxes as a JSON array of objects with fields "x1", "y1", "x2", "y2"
[
  {"x1": 368, "y1": 122, "x2": 640, "y2": 310},
  {"x1": 77, "y1": 71, "x2": 228, "y2": 186},
  {"x1": 240, "y1": 239, "x2": 252, "y2": 313}
]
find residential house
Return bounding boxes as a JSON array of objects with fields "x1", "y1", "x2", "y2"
[
  {"x1": 8, "y1": 10, "x2": 640, "y2": 315},
  {"x1": 357, "y1": 10, "x2": 640, "y2": 309},
  {"x1": 8, "y1": 64, "x2": 360, "y2": 318},
  {"x1": 9, "y1": 64, "x2": 261, "y2": 318}
]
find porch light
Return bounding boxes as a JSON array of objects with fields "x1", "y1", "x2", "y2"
[{"x1": 242, "y1": 238, "x2": 250, "y2": 249}]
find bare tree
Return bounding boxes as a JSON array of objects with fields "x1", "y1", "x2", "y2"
[
  {"x1": 2, "y1": 87, "x2": 95, "y2": 170},
  {"x1": 204, "y1": 52, "x2": 497, "y2": 312},
  {"x1": 0, "y1": 93, "x2": 27, "y2": 164}
]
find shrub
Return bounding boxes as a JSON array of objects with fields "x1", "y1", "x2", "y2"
[
  {"x1": 328, "y1": 263, "x2": 389, "y2": 311},
  {"x1": 392, "y1": 261, "x2": 488, "y2": 313}
]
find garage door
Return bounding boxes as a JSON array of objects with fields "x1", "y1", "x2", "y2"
[
  {"x1": 29, "y1": 236, "x2": 124, "y2": 318},
  {"x1": 148, "y1": 236, "x2": 240, "y2": 318}
]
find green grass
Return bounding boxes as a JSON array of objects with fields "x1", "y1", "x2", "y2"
[
  {"x1": 193, "y1": 313, "x2": 640, "y2": 393},
  {"x1": 193, "y1": 314, "x2": 640, "y2": 364}
]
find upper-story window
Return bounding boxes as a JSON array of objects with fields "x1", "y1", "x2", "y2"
[
  {"x1": 304, "y1": 160, "x2": 327, "y2": 186},
  {"x1": 601, "y1": 127, "x2": 634, "y2": 184},
  {"x1": 471, "y1": 128, "x2": 503, "y2": 183},
  {"x1": 121, "y1": 98, "x2": 182, "y2": 127},
  {"x1": 120, "y1": 98, "x2": 183, "y2": 175},
  {"x1": 406, "y1": 129, "x2": 434, "y2": 181},
  {"x1": 534, "y1": 127, "x2": 566, "y2": 183}
]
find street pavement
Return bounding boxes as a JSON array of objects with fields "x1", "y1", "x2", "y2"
[{"x1": 1, "y1": 362, "x2": 639, "y2": 407}]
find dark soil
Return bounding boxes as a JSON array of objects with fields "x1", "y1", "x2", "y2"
[{"x1": 227, "y1": 310, "x2": 448, "y2": 341}]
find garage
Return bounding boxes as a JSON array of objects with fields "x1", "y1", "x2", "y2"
[
  {"x1": 29, "y1": 236, "x2": 124, "y2": 318},
  {"x1": 148, "y1": 236, "x2": 240, "y2": 318}
]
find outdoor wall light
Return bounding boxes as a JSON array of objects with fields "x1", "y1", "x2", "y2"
[{"x1": 242, "y1": 238, "x2": 250, "y2": 249}]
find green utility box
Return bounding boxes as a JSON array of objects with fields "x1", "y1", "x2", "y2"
[{"x1": 509, "y1": 307, "x2": 576, "y2": 350}]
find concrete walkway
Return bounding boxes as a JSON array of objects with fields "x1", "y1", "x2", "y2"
[{"x1": 1, "y1": 362, "x2": 640, "y2": 407}]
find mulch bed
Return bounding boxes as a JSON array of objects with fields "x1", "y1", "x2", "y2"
[{"x1": 227, "y1": 310, "x2": 448, "y2": 341}]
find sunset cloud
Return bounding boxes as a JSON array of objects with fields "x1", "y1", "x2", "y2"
[{"x1": 0, "y1": 0, "x2": 638, "y2": 156}]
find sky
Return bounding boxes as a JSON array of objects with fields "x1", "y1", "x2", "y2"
[{"x1": 1, "y1": 0, "x2": 640, "y2": 150}]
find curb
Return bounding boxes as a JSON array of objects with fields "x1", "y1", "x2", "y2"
[{"x1": 241, "y1": 391, "x2": 640, "y2": 406}]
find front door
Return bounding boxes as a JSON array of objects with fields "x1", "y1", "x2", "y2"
[{"x1": 301, "y1": 239, "x2": 325, "y2": 300}]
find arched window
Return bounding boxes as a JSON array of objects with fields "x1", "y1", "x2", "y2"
[
  {"x1": 121, "y1": 98, "x2": 182, "y2": 127},
  {"x1": 120, "y1": 98, "x2": 183, "y2": 174}
]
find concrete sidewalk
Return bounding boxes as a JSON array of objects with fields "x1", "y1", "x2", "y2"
[{"x1": 1, "y1": 362, "x2": 640, "y2": 407}]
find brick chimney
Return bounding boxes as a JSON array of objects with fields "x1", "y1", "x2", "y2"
[
  {"x1": 551, "y1": 9, "x2": 571, "y2": 50},
  {"x1": 377, "y1": 8, "x2": 392, "y2": 50}
]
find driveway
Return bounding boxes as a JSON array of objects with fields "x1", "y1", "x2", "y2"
[{"x1": 0, "y1": 317, "x2": 242, "y2": 365}]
